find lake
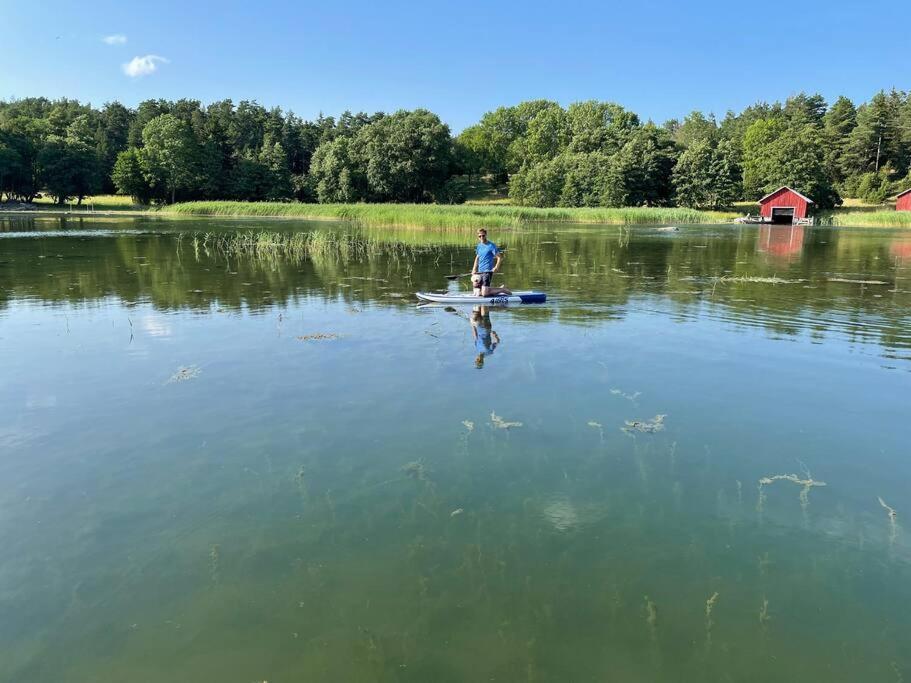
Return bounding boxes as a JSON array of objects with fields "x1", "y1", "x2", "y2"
[{"x1": 1, "y1": 216, "x2": 909, "y2": 682}]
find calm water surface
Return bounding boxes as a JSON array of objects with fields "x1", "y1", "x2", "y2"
[{"x1": 1, "y1": 216, "x2": 910, "y2": 682}]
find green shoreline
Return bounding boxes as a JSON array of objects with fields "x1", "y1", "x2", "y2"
[
  {"x1": 4, "y1": 201, "x2": 911, "y2": 229},
  {"x1": 160, "y1": 202, "x2": 739, "y2": 229}
]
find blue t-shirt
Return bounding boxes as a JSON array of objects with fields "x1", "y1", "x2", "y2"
[
  {"x1": 475, "y1": 327, "x2": 495, "y2": 354},
  {"x1": 476, "y1": 241, "x2": 499, "y2": 273}
]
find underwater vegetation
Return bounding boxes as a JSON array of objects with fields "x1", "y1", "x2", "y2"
[
  {"x1": 490, "y1": 411, "x2": 523, "y2": 429},
  {"x1": 402, "y1": 460, "x2": 430, "y2": 482},
  {"x1": 296, "y1": 333, "x2": 340, "y2": 341},
  {"x1": 757, "y1": 470, "x2": 826, "y2": 511},
  {"x1": 166, "y1": 365, "x2": 201, "y2": 384},
  {"x1": 622, "y1": 414, "x2": 666, "y2": 434}
]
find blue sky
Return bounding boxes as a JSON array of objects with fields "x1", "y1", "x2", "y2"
[{"x1": 3, "y1": 0, "x2": 909, "y2": 131}]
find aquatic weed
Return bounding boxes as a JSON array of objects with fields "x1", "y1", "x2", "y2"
[
  {"x1": 166, "y1": 365, "x2": 201, "y2": 384},
  {"x1": 758, "y1": 471, "x2": 826, "y2": 510},
  {"x1": 402, "y1": 460, "x2": 429, "y2": 481},
  {"x1": 610, "y1": 388, "x2": 641, "y2": 403},
  {"x1": 209, "y1": 544, "x2": 220, "y2": 584},
  {"x1": 490, "y1": 411, "x2": 522, "y2": 430},
  {"x1": 759, "y1": 597, "x2": 771, "y2": 629},
  {"x1": 705, "y1": 591, "x2": 719, "y2": 648},
  {"x1": 622, "y1": 414, "x2": 666, "y2": 434},
  {"x1": 879, "y1": 497, "x2": 899, "y2": 546},
  {"x1": 644, "y1": 595, "x2": 658, "y2": 638},
  {"x1": 296, "y1": 333, "x2": 340, "y2": 341},
  {"x1": 587, "y1": 420, "x2": 604, "y2": 442}
]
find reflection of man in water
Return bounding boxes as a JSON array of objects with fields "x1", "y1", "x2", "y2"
[{"x1": 470, "y1": 306, "x2": 500, "y2": 368}]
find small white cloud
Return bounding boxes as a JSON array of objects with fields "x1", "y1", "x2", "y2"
[
  {"x1": 122, "y1": 54, "x2": 168, "y2": 78},
  {"x1": 102, "y1": 34, "x2": 127, "y2": 45},
  {"x1": 141, "y1": 315, "x2": 172, "y2": 338}
]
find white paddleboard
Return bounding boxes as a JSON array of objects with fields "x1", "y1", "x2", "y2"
[{"x1": 415, "y1": 291, "x2": 546, "y2": 305}]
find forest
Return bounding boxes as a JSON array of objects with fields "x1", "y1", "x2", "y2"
[{"x1": 1, "y1": 91, "x2": 909, "y2": 210}]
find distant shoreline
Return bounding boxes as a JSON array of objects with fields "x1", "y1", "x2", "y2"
[{"x1": 3, "y1": 201, "x2": 910, "y2": 229}]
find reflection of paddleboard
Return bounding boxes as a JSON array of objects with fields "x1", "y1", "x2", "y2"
[{"x1": 415, "y1": 291, "x2": 546, "y2": 305}]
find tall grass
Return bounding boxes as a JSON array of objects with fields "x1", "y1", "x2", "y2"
[
  {"x1": 161, "y1": 201, "x2": 739, "y2": 228},
  {"x1": 817, "y1": 211, "x2": 911, "y2": 228},
  {"x1": 186, "y1": 229, "x2": 439, "y2": 263}
]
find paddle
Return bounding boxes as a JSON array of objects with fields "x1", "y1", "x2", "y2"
[
  {"x1": 444, "y1": 271, "x2": 501, "y2": 281},
  {"x1": 446, "y1": 244, "x2": 507, "y2": 279}
]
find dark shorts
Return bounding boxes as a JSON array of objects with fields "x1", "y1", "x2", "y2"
[{"x1": 476, "y1": 272, "x2": 493, "y2": 287}]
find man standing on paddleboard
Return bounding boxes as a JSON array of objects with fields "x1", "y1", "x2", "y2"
[{"x1": 472, "y1": 228, "x2": 505, "y2": 297}]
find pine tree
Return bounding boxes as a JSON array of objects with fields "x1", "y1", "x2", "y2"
[{"x1": 823, "y1": 96, "x2": 857, "y2": 184}]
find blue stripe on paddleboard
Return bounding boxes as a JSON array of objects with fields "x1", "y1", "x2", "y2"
[{"x1": 518, "y1": 293, "x2": 546, "y2": 303}]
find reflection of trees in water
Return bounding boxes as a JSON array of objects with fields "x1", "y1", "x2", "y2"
[{"x1": 1, "y1": 218, "x2": 910, "y2": 354}]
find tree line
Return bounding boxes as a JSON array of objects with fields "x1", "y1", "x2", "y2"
[{"x1": 1, "y1": 91, "x2": 910, "y2": 209}]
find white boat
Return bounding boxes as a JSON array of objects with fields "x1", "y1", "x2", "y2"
[{"x1": 415, "y1": 291, "x2": 547, "y2": 305}]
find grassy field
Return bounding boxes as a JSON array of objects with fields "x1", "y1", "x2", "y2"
[
  {"x1": 32, "y1": 194, "x2": 143, "y2": 212},
  {"x1": 462, "y1": 177, "x2": 511, "y2": 205},
  {"x1": 160, "y1": 201, "x2": 738, "y2": 228}
]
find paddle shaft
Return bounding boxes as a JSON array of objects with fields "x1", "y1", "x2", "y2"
[{"x1": 445, "y1": 271, "x2": 500, "y2": 281}]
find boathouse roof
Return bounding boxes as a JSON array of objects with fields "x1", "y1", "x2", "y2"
[{"x1": 758, "y1": 186, "x2": 815, "y2": 205}]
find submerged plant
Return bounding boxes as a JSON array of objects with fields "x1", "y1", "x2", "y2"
[
  {"x1": 759, "y1": 597, "x2": 770, "y2": 627},
  {"x1": 295, "y1": 465, "x2": 308, "y2": 500},
  {"x1": 827, "y1": 277, "x2": 889, "y2": 285},
  {"x1": 296, "y1": 333, "x2": 339, "y2": 341},
  {"x1": 705, "y1": 591, "x2": 719, "y2": 620},
  {"x1": 705, "y1": 591, "x2": 719, "y2": 648},
  {"x1": 879, "y1": 497, "x2": 899, "y2": 546},
  {"x1": 541, "y1": 499, "x2": 579, "y2": 532},
  {"x1": 490, "y1": 411, "x2": 522, "y2": 429},
  {"x1": 758, "y1": 470, "x2": 826, "y2": 510},
  {"x1": 878, "y1": 496, "x2": 898, "y2": 520},
  {"x1": 622, "y1": 414, "x2": 666, "y2": 434},
  {"x1": 587, "y1": 420, "x2": 604, "y2": 442},
  {"x1": 209, "y1": 543, "x2": 220, "y2": 584},
  {"x1": 644, "y1": 595, "x2": 658, "y2": 638},
  {"x1": 610, "y1": 388, "x2": 641, "y2": 403},
  {"x1": 715, "y1": 275, "x2": 806, "y2": 284},
  {"x1": 757, "y1": 552, "x2": 771, "y2": 577},
  {"x1": 402, "y1": 460, "x2": 429, "y2": 481},
  {"x1": 166, "y1": 365, "x2": 201, "y2": 384}
]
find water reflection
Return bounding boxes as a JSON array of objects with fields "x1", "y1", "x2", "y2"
[
  {"x1": 757, "y1": 225, "x2": 805, "y2": 261},
  {"x1": 1, "y1": 217, "x2": 910, "y2": 363},
  {"x1": 470, "y1": 306, "x2": 501, "y2": 368}
]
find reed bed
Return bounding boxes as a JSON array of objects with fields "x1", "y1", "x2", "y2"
[
  {"x1": 817, "y1": 211, "x2": 911, "y2": 228},
  {"x1": 161, "y1": 201, "x2": 739, "y2": 228},
  {"x1": 186, "y1": 229, "x2": 437, "y2": 262}
]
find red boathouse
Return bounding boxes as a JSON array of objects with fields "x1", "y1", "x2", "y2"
[
  {"x1": 758, "y1": 186, "x2": 814, "y2": 224},
  {"x1": 897, "y1": 189, "x2": 911, "y2": 212}
]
